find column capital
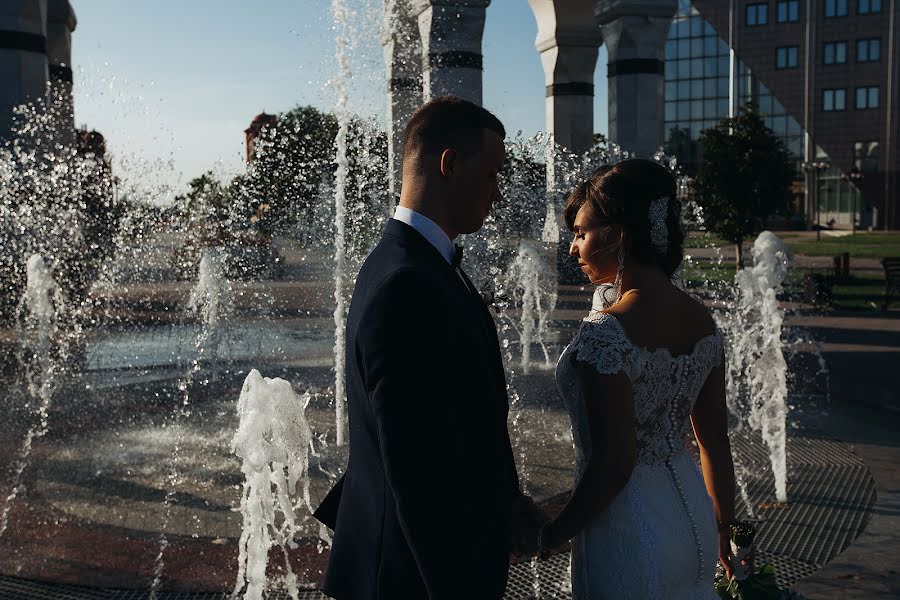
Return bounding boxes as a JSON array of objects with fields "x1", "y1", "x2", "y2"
[
  {"x1": 47, "y1": 0, "x2": 77, "y2": 31},
  {"x1": 0, "y1": 0, "x2": 48, "y2": 36},
  {"x1": 411, "y1": 0, "x2": 490, "y2": 16},
  {"x1": 381, "y1": 0, "x2": 414, "y2": 46},
  {"x1": 416, "y1": 2, "x2": 488, "y2": 104},
  {"x1": 535, "y1": 28, "x2": 603, "y2": 52},
  {"x1": 601, "y1": 13, "x2": 673, "y2": 61},
  {"x1": 595, "y1": 0, "x2": 677, "y2": 25},
  {"x1": 529, "y1": 0, "x2": 602, "y2": 52}
]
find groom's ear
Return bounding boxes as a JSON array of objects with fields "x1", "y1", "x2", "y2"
[{"x1": 439, "y1": 148, "x2": 457, "y2": 178}]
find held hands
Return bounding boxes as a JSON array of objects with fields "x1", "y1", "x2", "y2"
[
  {"x1": 717, "y1": 529, "x2": 755, "y2": 580},
  {"x1": 509, "y1": 495, "x2": 548, "y2": 556},
  {"x1": 717, "y1": 530, "x2": 735, "y2": 579}
]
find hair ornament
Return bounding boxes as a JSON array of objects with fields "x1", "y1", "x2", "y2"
[{"x1": 648, "y1": 196, "x2": 669, "y2": 253}]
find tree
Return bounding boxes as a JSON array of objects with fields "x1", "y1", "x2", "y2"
[
  {"x1": 665, "y1": 126, "x2": 702, "y2": 177},
  {"x1": 690, "y1": 105, "x2": 794, "y2": 267},
  {"x1": 0, "y1": 113, "x2": 120, "y2": 323},
  {"x1": 244, "y1": 106, "x2": 338, "y2": 238},
  {"x1": 244, "y1": 105, "x2": 389, "y2": 253}
]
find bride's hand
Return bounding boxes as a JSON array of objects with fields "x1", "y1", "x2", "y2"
[{"x1": 717, "y1": 530, "x2": 734, "y2": 579}]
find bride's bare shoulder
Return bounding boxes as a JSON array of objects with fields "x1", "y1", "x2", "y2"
[
  {"x1": 679, "y1": 288, "x2": 719, "y2": 335},
  {"x1": 604, "y1": 287, "x2": 717, "y2": 350}
]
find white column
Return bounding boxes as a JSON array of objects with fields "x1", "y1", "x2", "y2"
[
  {"x1": 529, "y1": 0, "x2": 601, "y2": 155},
  {"x1": 0, "y1": 0, "x2": 49, "y2": 141},
  {"x1": 596, "y1": 0, "x2": 676, "y2": 158},
  {"x1": 46, "y1": 0, "x2": 76, "y2": 149},
  {"x1": 529, "y1": 0, "x2": 601, "y2": 257},
  {"x1": 382, "y1": 0, "x2": 423, "y2": 207},
  {"x1": 413, "y1": 0, "x2": 490, "y2": 105}
]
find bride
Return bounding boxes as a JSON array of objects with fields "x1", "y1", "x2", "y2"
[{"x1": 536, "y1": 159, "x2": 738, "y2": 598}]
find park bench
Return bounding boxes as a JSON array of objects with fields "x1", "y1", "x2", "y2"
[{"x1": 883, "y1": 257, "x2": 900, "y2": 310}]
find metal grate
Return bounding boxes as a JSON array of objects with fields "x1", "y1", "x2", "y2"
[
  {"x1": 0, "y1": 579, "x2": 330, "y2": 600},
  {"x1": 727, "y1": 434, "x2": 875, "y2": 590},
  {"x1": 505, "y1": 553, "x2": 571, "y2": 600},
  {"x1": 0, "y1": 575, "x2": 109, "y2": 599},
  {"x1": 0, "y1": 435, "x2": 876, "y2": 599},
  {"x1": 755, "y1": 552, "x2": 820, "y2": 590}
]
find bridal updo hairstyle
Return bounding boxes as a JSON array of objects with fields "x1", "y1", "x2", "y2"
[{"x1": 564, "y1": 159, "x2": 684, "y2": 277}]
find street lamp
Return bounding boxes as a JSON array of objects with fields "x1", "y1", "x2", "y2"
[
  {"x1": 802, "y1": 160, "x2": 831, "y2": 241},
  {"x1": 842, "y1": 166, "x2": 863, "y2": 235}
]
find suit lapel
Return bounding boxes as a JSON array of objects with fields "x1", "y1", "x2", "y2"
[
  {"x1": 457, "y1": 268, "x2": 507, "y2": 399},
  {"x1": 383, "y1": 219, "x2": 507, "y2": 399}
]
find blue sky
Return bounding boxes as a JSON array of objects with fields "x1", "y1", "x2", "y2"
[{"x1": 70, "y1": 1, "x2": 608, "y2": 198}]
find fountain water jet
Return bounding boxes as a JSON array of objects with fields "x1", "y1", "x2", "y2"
[
  {"x1": 0, "y1": 254, "x2": 68, "y2": 538},
  {"x1": 187, "y1": 247, "x2": 234, "y2": 360},
  {"x1": 331, "y1": 0, "x2": 353, "y2": 447},
  {"x1": 725, "y1": 231, "x2": 791, "y2": 502},
  {"x1": 149, "y1": 248, "x2": 237, "y2": 597},
  {"x1": 232, "y1": 370, "x2": 313, "y2": 600},
  {"x1": 508, "y1": 240, "x2": 557, "y2": 374}
]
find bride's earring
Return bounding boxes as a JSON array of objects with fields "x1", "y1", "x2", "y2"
[{"x1": 612, "y1": 246, "x2": 625, "y2": 304}]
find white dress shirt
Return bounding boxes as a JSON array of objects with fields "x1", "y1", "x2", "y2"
[{"x1": 393, "y1": 206, "x2": 456, "y2": 266}]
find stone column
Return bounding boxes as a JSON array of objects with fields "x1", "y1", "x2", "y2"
[
  {"x1": 529, "y1": 0, "x2": 601, "y2": 155},
  {"x1": 0, "y1": 0, "x2": 49, "y2": 142},
  {"x1": 46, "y1": 0, "x2": 76, "y2": 149},
  {"x1": 596, "y1": 0, "x2": 677, "y2": 158},
  {"x1": 383, "y1": 0, "x2": 423, "y2": 207},
  {"x1": 529, "y1": 0, "x2": 602, "y2": 250},
  {"x1": 413, "y1": 0, "x2": 490, "y2": 105}
]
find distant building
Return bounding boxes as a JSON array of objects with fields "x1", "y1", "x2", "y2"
[
  {"x1": 244, "y1": 112, "x2": 277, "y2": 163},
  {"x1": 76, "y1": 127, "x2": 106, "y2": 157},
  {"x1": 665, "y1": 0, "x2": 898, "y2": 230},
  {"x1": 75, "y1": 127, "x2": 114, "y2": 205}
]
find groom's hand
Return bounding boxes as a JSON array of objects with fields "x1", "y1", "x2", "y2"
[{"x1": 509, "y1": 495, "x2": 548, "y2": 556}]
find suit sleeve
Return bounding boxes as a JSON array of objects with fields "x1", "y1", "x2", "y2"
[{"x1": 358, "y1": 269, "x2": 476, "y2": 598}]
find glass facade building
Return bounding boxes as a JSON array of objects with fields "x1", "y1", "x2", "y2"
[
  {"x1": 664, "y1": 1, "x2": 805, "y2": 179},
  {"x1": 665, "y1": 0, "x2": 880, "y2": 226},
  {"x1": 662, "y1": 8, "x2": 730, "y2": 172}
]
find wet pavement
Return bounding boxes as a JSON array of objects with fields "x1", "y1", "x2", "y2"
[{"x1": 0, "y1": 278, "x2": 897, "y2": 597}]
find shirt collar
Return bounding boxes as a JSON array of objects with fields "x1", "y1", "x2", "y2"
[{"x1": 393, "y1": 205, "x2": 455, "y2": 266}]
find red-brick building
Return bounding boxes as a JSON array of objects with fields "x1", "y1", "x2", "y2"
[{"x1": 244, "y1": 112, "x2": 278, "y2": 163}]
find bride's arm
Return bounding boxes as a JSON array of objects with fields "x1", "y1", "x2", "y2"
[
  {"x1": 690, "y1": 360, "x2": 736, "y2": 574},
  {"x1": 539, "y1": 362, "x2": 636, "y2": 550}
]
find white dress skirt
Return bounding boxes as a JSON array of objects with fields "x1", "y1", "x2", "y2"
[{"x1": 556, "y1": 312, "x2": 723, "y2": 599}]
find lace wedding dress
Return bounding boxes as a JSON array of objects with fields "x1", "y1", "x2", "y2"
[{"x1": 556, "y1": 311, "x2": 724, "y2": 599}]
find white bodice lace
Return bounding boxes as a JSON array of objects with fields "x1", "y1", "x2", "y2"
[
  {"x1": 556, "y1": 311, "x2": 725, "y2": 598},
  {"x1": 558, "y1": 311, "x2": 724, "y2": 467}
]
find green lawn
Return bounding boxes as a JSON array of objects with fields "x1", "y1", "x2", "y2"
[
  {"x1": 681, "y1": 262, "x2": 736, "y2": 288},
  {"x1": 686, "y1": 231, "x2": 900, "y2": 260},
  {"x1": 684, "y1": 231, "x2": 730, "y2": 249},
  {"x1": 681, "y1": 262, "x2": 892, "y2": 311},
  {"x1": 829, "y1": 271, "x2": 892, "y2": 310},
  {"x1": 782, "y1": 232, "x2": 900, "y2": 260}
]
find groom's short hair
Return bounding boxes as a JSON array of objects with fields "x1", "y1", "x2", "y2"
[{"x1": 402, "y1": 96, "x2": 505, "y2": 166}]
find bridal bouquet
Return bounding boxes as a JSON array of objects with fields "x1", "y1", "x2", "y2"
[{"x1": 714, "y1": 522, "x2": 802, "y2": 600}]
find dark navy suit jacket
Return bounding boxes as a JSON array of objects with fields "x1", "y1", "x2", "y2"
[{"x1": 314, "y1": 218, "x2": 520, "y2": 599}]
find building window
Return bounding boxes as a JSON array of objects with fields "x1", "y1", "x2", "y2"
[
  {"x1": 857, "y1": 38, "x2": 881, "y2": 62},
  {"x1": 825, "y1": 0, "x2": 848, "y2": 16},
  {"x1": 776, "y1": 46, "x2": 799, "y2": 69},
  {"x1": 856, "y1": 86, "x2": 880, "y2": 109},
  {"x1": 823, "y1": 41, "x2": 847, "y2": 64},
  {"x1": 777, "y1": 0, "x2": 800, "y2": 21},
  {"x1": 823, "y1": 88, "x2": 846, "y2": 111},
  {"x1": 854, "y1": 141, "x2": 879, "y2": 172},
  {"x1": 747, "y1": 3, "x2": 769, "y2": 25},
  {"x1": 858, "y1": 0, "x2": 881, "y2": 13}
]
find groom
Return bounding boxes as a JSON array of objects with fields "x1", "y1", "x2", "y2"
[{"x1": 314, "y1": 96, "x2": 541, "y2": 599}]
